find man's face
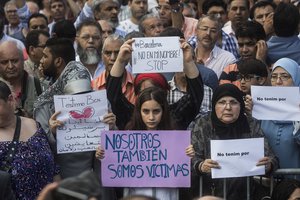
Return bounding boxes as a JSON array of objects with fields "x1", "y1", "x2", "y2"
[
  {"x1": 29, "y1": 17, "x2": 49, "y2": 32},
  {"x1": 157, "y1": 0, "x2": 172, "y2": 26},
  {"x1": 129, "y1": 0, "x2": 148, "y2": 21},
  {"x1": 31, "y1": 34, "x2": 49, "y2": 65},
  {"x1": 253, "y1": 5, "x2": 274, "y2": 26},
  {"x1": 237, "y1": 37, "x2": 257, "y2": 59},
  {"x1": 142, "y1": 17, "x2": 164, "y2": 37},
  {"x1": 40, "y1": 47, "x2": 56, "y2": 78},
  {"x1": 227, "y1": 0, "x2": 249, "y2": 28},
  {"x1": 98, "y1": 20, "x2": 114, "y2": 41},
  {"x1": 95, "y1": 1, "x2": 119, "y2": 24},
  {"x1": 76, "y1": 25, "x2": 102, "y2": 65},
  {"x1": 197, "y1": 18, "x2": 219, "y2": 49},
  {"x1": 0, "y1": 44, "x2": 23, "y2": 81},
  {"x1": 102, "y1": 40, "x2": 122, "y2": 71},
  {"x1": 5, "y1": 4, "x2": 20, "y2": 26},
  {"x1": 207, "y1": 6, "x2": 227, "y2": 25},
  {"x1": 50, "y1": 1, "x2": 66, "y2": 21}
]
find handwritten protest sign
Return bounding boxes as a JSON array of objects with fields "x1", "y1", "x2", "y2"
[
  {"x1": 54, "y1": 90, "x2": 109, "y2": 154},
  {"x1": 132, "y1": 37, "x2": 183, "y2": 74},
  {"x1": 210, "y1": 138, "x2": 264, "y2": 179},
  {"x1": 101, "y1": 130, "x2": 190, "y2": 187},
  {"x1": 251, "y1": 86, "x2": 300, "y2": 121}
]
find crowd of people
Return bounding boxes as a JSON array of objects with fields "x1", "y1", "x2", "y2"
[{"x1": 0, "y1": 0, "x2": 300, "y2": 199}]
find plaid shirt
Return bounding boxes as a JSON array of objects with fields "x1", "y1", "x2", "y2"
[
  {"x1": 187, "y1": 30, "x2": 239, "y2": 59},
  {"x1": 168, "y1": 77, "x2": 213, "y2": 115}
]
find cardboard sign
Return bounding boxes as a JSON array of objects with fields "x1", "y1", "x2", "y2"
[
  {"x1": 54, "y1": 90, "x2": 109, "y2": 154},
  {"x1": 132, "y1": 37, "x2": 183, "y2": 74},
  {"x1": 101, "y1": 130, "x2": 191, "y2": 187}
]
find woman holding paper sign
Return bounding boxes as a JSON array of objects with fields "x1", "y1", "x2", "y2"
[
  {"x1": 106, "y1": 38, "x2": 203, "y2": 130},
  {"x1": 260, "y1": 58, "x2": 300, "y2": 178},
  {"x1": 192, "y1": 83, "x2": 278, "y2": 199},
  {"x1": 96, "y1": 87, "x2": 195, "y2": 200}
]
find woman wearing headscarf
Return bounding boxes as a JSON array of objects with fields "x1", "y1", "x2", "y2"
[
  {"x1": 192, "y1": 84, "x2": 278, "y2": 199},
  {"x1": 260, "y1": 58, "x2": 300, "y2": 178}
]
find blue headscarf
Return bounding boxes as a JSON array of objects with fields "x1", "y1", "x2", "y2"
[{"x1": 272, "y1": 58, "x2": 300, "y2": 86}]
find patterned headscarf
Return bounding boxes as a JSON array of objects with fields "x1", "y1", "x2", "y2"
[{"x1": 33, "y1": 61, "x2": 91, "y2": 114}]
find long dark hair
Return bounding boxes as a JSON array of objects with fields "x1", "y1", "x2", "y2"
[{"x1": 126, "y1": 87, "x2": 175, "y2": 130}]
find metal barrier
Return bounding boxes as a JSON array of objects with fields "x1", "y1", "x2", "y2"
[{"x1": 198, "y1": 168, "x2": 300, "y2": 199}]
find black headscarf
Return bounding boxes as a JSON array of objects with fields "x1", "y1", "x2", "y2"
[{"x1": 211, "y1": 84, "x2": 250, "y2": 139}]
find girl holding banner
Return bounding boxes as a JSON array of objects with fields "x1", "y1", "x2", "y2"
[{"x1": 96, "y1": 87, "x2": 195, "y2": 200}]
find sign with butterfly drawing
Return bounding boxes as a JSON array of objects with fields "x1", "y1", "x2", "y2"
[{"x1": 54, "y1": 90, "x2": 109, "y2": 154}]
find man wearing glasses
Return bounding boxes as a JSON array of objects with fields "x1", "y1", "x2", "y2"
[
  {"x1": 195, "y1": 15, "x2": 236, "y2": 78},
  {"x1": 76, "y1": 20, "x2": 103, "y2": 79}
]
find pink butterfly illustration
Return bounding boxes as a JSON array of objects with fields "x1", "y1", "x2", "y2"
[{"x1": 69, "y1": 107, "x2": 95, "y2": 119}]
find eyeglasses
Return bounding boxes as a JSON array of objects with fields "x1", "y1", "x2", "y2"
[
  {"x1": 78, "y1": 35, "x2": 101, "y2": 41},
  {"x1": 216, "y1": 99, "x2": 240, "y2": 108},
  {"x1": 236, "y1": 74, "x2": 261, "y2": 82},
  {"x1": 270, "y1": 73, "x2": 291, "y2": 82}
]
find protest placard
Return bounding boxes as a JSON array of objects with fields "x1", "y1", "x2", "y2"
[
  {"x1": 54, "y1": 90, "x2": 109, "y2": 154},
  {"x1": 132, "y1": 37, "x2": 183, "y2": 74},
  {"x1": 210, "y1": 138, "x2": 265, "y2": 179},
  {"x1": 251, "y1": 86, "x2": 300, "y2": 121},
  {"x1": 101, "y1": 130, "x2": 191, "y2": 187}
]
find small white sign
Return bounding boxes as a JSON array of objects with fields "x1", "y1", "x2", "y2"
[
  {"x1": 251, "y1": 86, "x2": 300, "y2": 121},
  {"x1": 210, "y1": 138, "x2": 265, "y2": 179},
  {"x1": 54, "y1": 90, "x2": 109, "y2": 154},
  {"x1": 132, "y1": 37, "x2": 183, "y2": 74}
]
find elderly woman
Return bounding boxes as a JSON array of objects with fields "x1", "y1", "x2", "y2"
[
  {"x1": 192, "y1": 84, "x2": 278, "y2": 199},
  {"x1": 0, "y1": 78, "x2": 57, "y2": 199},
  {"x1": 260, "y1": 58, "x2": 300, "y2": 177}
]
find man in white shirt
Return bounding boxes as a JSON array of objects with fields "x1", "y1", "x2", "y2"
[
  {"x1": 195, "y1": 15, "x2": 236, "y2": 78},
  {"x1": 116, "y1": 0, "x2": 148, "y2": 35}
]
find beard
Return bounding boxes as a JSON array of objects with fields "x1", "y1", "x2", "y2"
[{"x1": 77, "y1": 44, "x2": 101, "y2": 65}]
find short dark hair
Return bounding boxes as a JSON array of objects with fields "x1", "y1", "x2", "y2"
[
  {"x1": 273, "y1": 2, "x2": 300, "y2": 37},
  {"x1": 159, "y1": 27, "x2": 185, "y2": 39},
  {"x1": 0, "y1": 79, "x2": 12, "y2": 101},
  {"x1": 27, "y1": 13, "x2": 48, "y2": 28},
  {"x1": 228, "y1": 0, "x2": 250, "y2": 10},
  {"x1": 25, "y1": 30, "x2": 50, "y2": 53},
  {"x1": 236, "y1": 21, "x2": 266, "y2": 41},
  {"x1": 202, "y1": 0, "x2": 227, "y2": 14},
  {"x1": 50, "y1": 0, "x2": 66, "y2": 6},
  {"x1": 237, "y1": 58, "x2": 268, "y2": 77},
  {"x1": 45, "y1": 38, "x2": 75, "y2": 64},
  {"x1": 249, "y1": 1, "x2": 276, "y2": 20},
  {"x1": 76, "y1": 19, "x2": 102, "y2": 35},
  {"x1": 52, "y1": 19, "x2": 76, "y2": 39}
]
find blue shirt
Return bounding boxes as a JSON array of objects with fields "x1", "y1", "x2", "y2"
[{"x1": 267, "y1": 35, "x2": 300, "y2": 65}]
